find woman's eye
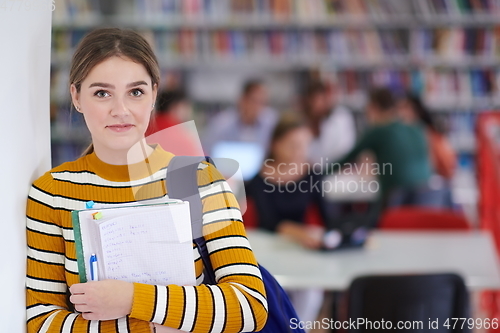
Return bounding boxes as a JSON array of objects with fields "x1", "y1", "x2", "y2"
[
  {"x1": 131, "y1": 89, "x2": 144, "y2": 97},
  {"x1": 94, "y1": 90, "x2": 110, "y2": 98}
]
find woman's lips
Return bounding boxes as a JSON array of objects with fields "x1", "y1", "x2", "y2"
[{"x1": 106, "y1": 124, "x2": 134, "y2": 132}]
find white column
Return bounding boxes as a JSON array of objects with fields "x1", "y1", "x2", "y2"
[{"x1": 0, "y1": 5, "x2": 52, "y2": 332}]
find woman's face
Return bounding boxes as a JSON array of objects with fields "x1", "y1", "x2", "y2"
[
  {"x1": 70, "y1": 56, "x2": 157, "y2": 157},
  {"x1": 306, "y1": 92, "x2": 328, "y2": 118},
  {"x1": 272, "y1": 127, "x2": 312, "y2": 164}
]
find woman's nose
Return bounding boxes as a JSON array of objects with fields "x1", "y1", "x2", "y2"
[{"x1": 109, "y1": 98, "x2": 130, "y2": 117}]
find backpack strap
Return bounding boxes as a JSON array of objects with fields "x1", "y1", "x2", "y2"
[
  {"x1": 166, "y1": 155, "x2": 217, "y2": 284},
  {"x1": 166, "y1": 156, "x2": 212, "y2": 239}
]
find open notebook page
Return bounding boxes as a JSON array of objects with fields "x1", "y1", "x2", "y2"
[{"x1": 78, "y1": 202, "x2": 195, "y2": 286}]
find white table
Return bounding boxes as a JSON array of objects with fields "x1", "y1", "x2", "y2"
[{"x1": 246, "y1": 230, "x2": 500, "y2": 290}]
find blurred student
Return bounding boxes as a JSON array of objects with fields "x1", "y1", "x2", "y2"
[
  {"x1": 331, "y1": 87, "x2": 442, "y2": 209},
  {"x1": 244, "y1": 115, "x2": 327, "y2": 326},
  {"x1": 145, "y1": 89, "x2": 203, "y2": 156},
  {"x1": 301, "y1": 80, "x2": 356, "y2": 165},
  {"x1": 202, "y1": 79, "x2": 278, "y2": 156},
  {"x1": 398, "y1": 93, "x2": 457, "y2": 207}
]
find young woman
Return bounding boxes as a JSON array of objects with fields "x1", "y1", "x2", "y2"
[
  {"x1": 245, "y1": 115, "x2": 328, "y2": 249},
  {"x1": 26, "y1": 28, "x2": 267, "y2": 333},
  {"x1": 244, "y1": 115, "x2": 327, "y2": 327}
]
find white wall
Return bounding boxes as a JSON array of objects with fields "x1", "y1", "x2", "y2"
[{"x1": 0, "y1": 6, "x2": 52, "y2": 333}]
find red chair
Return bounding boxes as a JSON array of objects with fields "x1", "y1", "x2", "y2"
[{"x1": 378, "y1": 206, "x2": 471, "y2": 230}]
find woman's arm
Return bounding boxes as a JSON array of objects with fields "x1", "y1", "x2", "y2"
[
  {"x1": 128, "y1": 163, "x2": 268, "y2": 333},
  {"x1": 26, "y1": 173, "x2": 151, "y2": 333},
  {"x1": 276, "y1": 220, "x2": 324, "y2": 249},
  {"x1": 327, "y1": 127, "x2": 378, "y2": 175}
]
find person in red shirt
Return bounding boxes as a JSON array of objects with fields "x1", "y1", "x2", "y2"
[
  {"x1": 398, "y1": 92, "x2": 457, "y2": 208},
  {"x1": 145, "y1": 90, "x2": 204, "y2": 156}
]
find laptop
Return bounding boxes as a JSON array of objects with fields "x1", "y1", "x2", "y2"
[
  {"x1": 211, "y1": 141, "x2": 265, "y2": 181},
  {"x1": 320, "y1": 203, "x2": 381, "y2": 251}
]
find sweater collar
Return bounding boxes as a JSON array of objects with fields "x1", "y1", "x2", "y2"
[{"x1": 85, "y1": 144, "x2": 173, "y2": 182}]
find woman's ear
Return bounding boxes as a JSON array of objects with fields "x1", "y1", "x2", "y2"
[
  {"x1": 70, "y1": 84, "x2": 82, "y2": 113},
  {"x1": 152, "y1": 83, "x2": 158, "y2": 110}
]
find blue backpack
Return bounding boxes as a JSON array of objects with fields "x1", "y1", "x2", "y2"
[{"x1": 166, "y1": 156, "x2": 305, "y2": 333}]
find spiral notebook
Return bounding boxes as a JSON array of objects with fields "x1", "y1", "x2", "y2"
[{"x1": 72, "y1": 200, "x2": 196, "y2": 286}]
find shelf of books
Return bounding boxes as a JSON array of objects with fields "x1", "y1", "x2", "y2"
[{"x1": 51, "y1": 0, "x2": 499, "y2": 200}]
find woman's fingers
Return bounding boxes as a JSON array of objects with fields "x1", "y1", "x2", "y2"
[
  {"x1": 74, "y1": 304, "x2": 91, "y2": 313},
  {"x1": 68, "y1": 279, "x2": 134, "y2": 321},
  {"x1": 82, "y1": 312, "x2": 100, "y2": 321},
  {"x1": 69, "y1": 283, "x2": 86, "y2": 295},
  {"x1": 69, "y1": 294, "x2": 87, "y2": 305}
]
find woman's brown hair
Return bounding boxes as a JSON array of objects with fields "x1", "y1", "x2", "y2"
[
  {"x1": 69, "y1": 28, "x2": 161, "y2": 156},
  {"x1": 266, "y1": 113, "x2": 308, "y2": 161}
]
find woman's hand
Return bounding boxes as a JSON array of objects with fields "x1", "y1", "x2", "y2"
[
  {"x1": 69, "y1": 280, "x2": 134, "y2": 321},
  {"x1": 277, "y1": 220, "x2": 324, "y2": 249}
]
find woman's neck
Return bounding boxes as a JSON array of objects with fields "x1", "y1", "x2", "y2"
[{"x1": 93, "y1": 139, "x2": 155, "y2": 165}]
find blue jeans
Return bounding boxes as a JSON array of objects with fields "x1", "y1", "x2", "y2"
[{"x1": 385, "y1": 182, "x2": 449, "y2": 209}]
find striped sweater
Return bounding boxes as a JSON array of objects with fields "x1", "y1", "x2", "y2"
[{"x1": 26, "y1": 145, "x2": 268, "y2": 333}]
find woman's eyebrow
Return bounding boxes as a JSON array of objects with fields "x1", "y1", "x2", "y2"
[
  {"x1": 126, "y1": 80, "x2": 148, "y2": 88},
  {"x1": 88, "y1": 81, "x2": 149, "y2": 89},
  {"x1": 89, "y1": 82, "x2": 113, "y2": 89}
]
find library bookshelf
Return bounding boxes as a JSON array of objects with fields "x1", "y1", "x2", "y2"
[{"x1": 50, "y1": 0, "x2": 498, "y2": 218}]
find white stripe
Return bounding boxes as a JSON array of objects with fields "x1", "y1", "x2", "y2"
[
  {"x1": 51, "y1": 168, "x2": 166, "y2": 187},
  {"x1": 203, "y1": 208, "x2": 242, "y2": 225},
  {"x1": 33, "y1": 171, "x2": 168, "y2": 212},
  {"x1": 215, "y1": 264, "x2": 262, "y2": 281},
  {"x1": 27, "y1": 305, "x2": 64, "y2": 321},
  {"x1": 26, "y1": 277, "x2": 66, "y2": 294},
  {"x1": 26, "y1": 218, "x2": 61, "y2": 236},
  {"x1": 38, "y1": 311, "x2": 59, "y2": 333},
  {"x1": 230, "y1": 285, "x2": 255, "y2": 332},
  {"x1": 206, "y1": 236, "x2": 252, "y2": 253},
  {"x1": 29, "y1": 186, "x2": 54, "y2": 206},
  {"x1": 61, "y1": 313, "x2": 78, "y2": 332},
  {"x1": 193, "y1": 247, "x2": 201, "y2": 261},
  {"x1": 54, "y1": 196, "x2": 105, "y2": 211},
  {"x1": 197, "y1": 179, "x2": 224, "y2": 192},
  {"x1": 62, "y1": 229, "x2": 75, "y2": 242},
  {"x1": 89, "y1": 320, "x2": 99, "y2": 333},
  {"x1": 179, "y1": 287, "x2": 196, "y2": 331},
  {"x1": 152, "y1": 286, "x2": 168, "y2": 324},
  {"x1": 27, "y1": 248, "x2": 64, "y2": 265},
  {"x1": 53, "y1": 196, "x2": 86, "y2": 211},
  {"x1": 199, "y1": 181, "x2": 232, "y2": 199},
  {"x1": 65, "y1": 257, "x2": 79, "y2": 274},
  {"x1": 198, "y1": 163, "x2": 208, "y2": 170},
  {"x1": 208, "y1": 285, "x2": 225, "y2": 333},
  {"x1": 117, "y1": 317, "x2": 128, "y2": 333},
  {"x1": 196, "y1": 273, "x2": 205, "y2": 286},
  {"x1": 230, "y1": 283, "x2": 268, "y2": 312},
  {"x1": 54, "y1": 193, "x2": 172, "y2": 212}
]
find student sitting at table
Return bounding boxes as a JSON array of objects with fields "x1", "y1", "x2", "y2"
[
  {"x1": 244, "y1": 114, "x2": 328, "y2": 327},
  {"x1": 329, "y1": 87, "x2": 441, "y2": 210}
]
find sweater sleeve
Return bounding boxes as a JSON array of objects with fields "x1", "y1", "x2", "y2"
[
  {"x1": 26, "y1": 172, "x2": 151, "y2": 333},
  {"x1": 129, "y1": 163, "x2": 268, "y2": 332}
]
